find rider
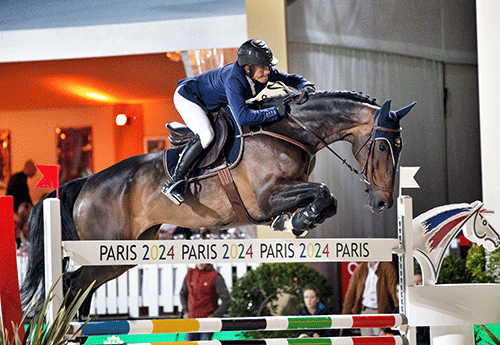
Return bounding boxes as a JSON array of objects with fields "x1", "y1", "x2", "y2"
[{"x1": 162, "y1": 39, "x2": 316, "y2": 205}]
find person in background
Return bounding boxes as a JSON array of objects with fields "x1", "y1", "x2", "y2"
[
  {"x1": 180, "y1": 263, "x2": 230, "y2": 341},
  {"x1": 6, "y1": 160, "x2": 36, "y2": 212},
  {"x1": 342, "y1": 261, "x2": 399, "y2": 336},
  {"x1": 6, "y1": 159, "x2": 37, "y2": 248},
  {"x1": 294, "y1": 285, "x2": 339, "y2": 338}
]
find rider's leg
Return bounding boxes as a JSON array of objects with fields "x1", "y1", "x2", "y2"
[{"x1": 161, "y1": 87, "x2": 214, "y2": 205}]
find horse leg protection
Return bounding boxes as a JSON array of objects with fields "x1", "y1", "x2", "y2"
[
  {"x1": 291, "y1": 184, "x2": 335, "y2": 236},
  {"x1": 311, "y1": 193, "x2": 338, "y2": 225}
]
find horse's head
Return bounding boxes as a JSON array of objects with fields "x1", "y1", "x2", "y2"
[
  {"x1": 354, "y1": 99, "x2": 416, "y2": 213},
  {"x1": 463, "y1": 202, "x2": 500, "y2": 252}
]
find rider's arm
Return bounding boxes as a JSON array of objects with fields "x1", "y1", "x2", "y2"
[
  {"x1": 268, "y1": 68, "x2": 315, "y2": 90},
  {"x1": 225, "y1": 77, "x2": 282, "y2": 126}
]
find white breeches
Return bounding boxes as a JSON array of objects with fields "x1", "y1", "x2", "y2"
[{"x1": 173, "y1": 86, "x2": 214, "y2": 149}]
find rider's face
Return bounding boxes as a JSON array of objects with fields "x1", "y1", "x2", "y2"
[{"x1": 248, "y1": 65, "x2": 270, "y2": 83}]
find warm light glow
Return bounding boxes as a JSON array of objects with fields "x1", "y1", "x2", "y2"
[
  {"x1": 60, "y1": 133, "x2": 66, "y2": 140},
  {"x1": 85, "y1": 92, "x2": 109, "y2": 101},
  {"x1": 45, "y1": 77, "x2": 119, "y2": 103},
  {"x1": 55, "y1": 127, "x2": 61, "y2": 134},
  {"x1": 2, "y1": 141, "x2": 7, "y2": 149},
  {"x1": 166, "y1": 51, "x2": 182, "y2": 62},
  {"x1": 115, "y1": 114, "x2": 128, "y2": 126}
]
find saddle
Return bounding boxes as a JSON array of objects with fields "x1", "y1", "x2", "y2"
[{"x1": 165, "y1": 107, "x2": 239, "y2": 170}]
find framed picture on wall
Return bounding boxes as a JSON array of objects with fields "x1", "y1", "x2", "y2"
[
  {"x1": 144, "y1": 136, "x2": 169, "y2": 153},
  {"x1": 56, "y1": 126, "x2": 93, "y2": 185},
  {"x1": 0, "y1": 130, "x2": 11, "y2": 190}
]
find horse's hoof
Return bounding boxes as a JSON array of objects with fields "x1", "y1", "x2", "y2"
[{"x1": 271, "y1": 213, "x2": 292, "y2": 231}]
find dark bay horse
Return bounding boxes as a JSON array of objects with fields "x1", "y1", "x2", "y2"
[{"x1": 21, "y1": 91, "x2": 415, "y2": 318}]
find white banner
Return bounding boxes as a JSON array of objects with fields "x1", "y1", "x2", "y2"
[{"x1": 62, "y1": 238, "x2": 399, "y2": 266}]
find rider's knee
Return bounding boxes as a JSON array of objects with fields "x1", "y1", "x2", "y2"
[{"x1": 199, "y1": 127, "x2": 214, "y2": 148}]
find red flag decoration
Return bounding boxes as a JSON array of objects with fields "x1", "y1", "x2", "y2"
[{"x1": 35, "y1": 164, "x2": 60, "y2": 198}]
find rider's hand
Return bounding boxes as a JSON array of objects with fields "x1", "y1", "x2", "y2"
[
  {"x1": 302, "y1": 84, "x2": 316, "y2": 94},
  {"x1": 275, "y1": 101, "x2": 289, "y2": 118}
]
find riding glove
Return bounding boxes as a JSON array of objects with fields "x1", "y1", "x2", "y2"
[{"x1": 275, "y1": 101, "x2": 289, "y2": 118}]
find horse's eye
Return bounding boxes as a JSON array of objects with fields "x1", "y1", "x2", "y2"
[{"x1": 379, "y1": 143, "x2": 386, "y2": 152}]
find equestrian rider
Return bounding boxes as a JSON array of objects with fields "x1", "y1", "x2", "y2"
[{"x1": 162, "y1": 39, "x2": 316, "y2": 205}]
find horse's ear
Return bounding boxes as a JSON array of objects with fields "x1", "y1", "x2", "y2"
[
  {"x1": 395, "y1": 101, "x2": 416, "y2": 120},
  {"x1": 380, "y1": 99, "x2": 392, "y2": 117}
]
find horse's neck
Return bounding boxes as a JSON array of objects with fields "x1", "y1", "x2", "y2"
[{"x1": 295, "y1": 100, "x2": 375, "y2": 150}]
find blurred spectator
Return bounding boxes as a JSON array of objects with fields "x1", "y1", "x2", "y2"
[
  {"x1": 342, "y1": 261, "x2": 398, "y2": 336},
  {"x1": 6, "y1": 160, "x2": 36, "y2": 212},
  {"x1": 6, "y1": 160, "x2": 37, "y2": 248},
  {"x1": 295, "y1": 284, "x2": 339, "y2": 338},
  {"x1": 14, "y1": 201, "x2": 32, "y2": 249},
  {"x1": 180, "y1": 263, "x2": 230, "y2": 341}
]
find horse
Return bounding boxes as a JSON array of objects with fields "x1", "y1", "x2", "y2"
[
  {"x1": 21, "y1": 91, "x2": 415, "y2": 318},
  {"x1": 413, "y1": 201, "x2": 500, "y2": 285}
]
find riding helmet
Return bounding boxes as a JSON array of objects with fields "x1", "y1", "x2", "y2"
[{"x1": 237, "y1": 39, "x2": 279, "y2": 67}]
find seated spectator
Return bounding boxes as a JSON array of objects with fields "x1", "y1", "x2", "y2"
[{"x1": 295, "y1": 285, "x2": 339, "y2": 338}]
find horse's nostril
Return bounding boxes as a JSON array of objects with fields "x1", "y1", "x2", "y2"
[{"x1": 378, "y1": 200, "x2": 387, "y2": 211}]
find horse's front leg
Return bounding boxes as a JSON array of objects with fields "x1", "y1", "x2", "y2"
[{"x1": 268, "y1": 181, "x2": 337, "y2": 236}]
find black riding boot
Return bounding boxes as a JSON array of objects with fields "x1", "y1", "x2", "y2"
[{"x1": 161, "y1": 135, "x2": 204, "y2": 205}]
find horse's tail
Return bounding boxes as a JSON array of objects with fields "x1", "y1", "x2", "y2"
[{"x1": 20, "y1": 177, "x2": 88, "y2": 309}]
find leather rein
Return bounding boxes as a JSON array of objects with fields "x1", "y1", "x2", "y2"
[{"x1": 277, "y1": 83, "x2": 400, "y2": 192}]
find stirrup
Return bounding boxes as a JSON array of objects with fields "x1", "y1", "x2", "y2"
[{"x1": 161, "y1": 179, "x2": 186, "y2": 205}]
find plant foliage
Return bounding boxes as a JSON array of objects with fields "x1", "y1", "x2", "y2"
[
  {"x1": 1, "y1": 277, "x2": 94, "y2": 345},
  {"x1": 437, "y1": 254, "x2": 471, "y2": 284}
]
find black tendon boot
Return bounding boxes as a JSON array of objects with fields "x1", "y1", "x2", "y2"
[{"x1": 161, "y1": 135, "x2": 204, "y2": 205}]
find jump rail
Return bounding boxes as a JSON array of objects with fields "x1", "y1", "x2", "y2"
[
  {"x1": 62, "y1": 238, "x2": 400, "y2": 266},
  {"x1": 69, "y1": 314, "x2": 406, "y2": 336},
  {"x1": 106, "y1": 337, "x2": 408, "y2": 345}
]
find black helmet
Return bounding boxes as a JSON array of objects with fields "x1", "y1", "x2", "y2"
[{"x1": 237, "y1": 39, "x2": 278, "y2": 67}]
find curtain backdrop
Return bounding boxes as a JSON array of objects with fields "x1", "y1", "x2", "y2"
[{"x1": 285, "y1": 0, "x2": 480, "y2": 299}]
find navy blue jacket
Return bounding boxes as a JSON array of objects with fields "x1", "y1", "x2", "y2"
[{"x1": 177, "y1": 62, "x2": 312, "y2": 126}]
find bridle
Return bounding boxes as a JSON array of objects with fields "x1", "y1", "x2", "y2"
[
  {"x1": 280, "y1": 84, "x2": 401, "y2": 192},
  {"x1": 353, "y1": 116, "x2": 402, "y2": 192}
]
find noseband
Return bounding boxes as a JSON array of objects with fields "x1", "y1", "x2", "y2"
[{"x1": 354, "y1": 116, "x2": 402, "y2": 192}]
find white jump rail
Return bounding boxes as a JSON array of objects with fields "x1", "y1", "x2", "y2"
[{"x1": 62, "y1": 238, "x2": 400, "y2": 266}]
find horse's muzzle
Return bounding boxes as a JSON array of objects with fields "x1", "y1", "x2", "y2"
[{"x1": 368, "y1": 190, "x2": 394, "y2": 213}]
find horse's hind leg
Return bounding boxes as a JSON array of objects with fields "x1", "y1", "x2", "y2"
[
  {"x1": 269, "y1": 181, "x2": 337, "y2": 236},
  {"x1": 64, "y1": 264, "x2": 134, "y2": 320}
]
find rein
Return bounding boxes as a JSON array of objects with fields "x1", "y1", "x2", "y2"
[
  {"x1": 279, "y1": 84, "x2": 401, "y2": 191},
  {"x1": 279, "y1": 83, "x2": 370, "y2": 185}
]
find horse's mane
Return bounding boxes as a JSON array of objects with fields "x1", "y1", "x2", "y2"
[{"x1": 258, "y1": 90, "x2": 380, "y2": 107}]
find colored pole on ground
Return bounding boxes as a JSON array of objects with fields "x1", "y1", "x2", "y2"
[{"x1": 0, "y1": 196, "x2": 25, "y2": 341}]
